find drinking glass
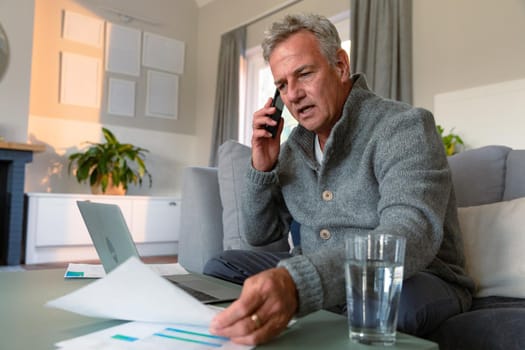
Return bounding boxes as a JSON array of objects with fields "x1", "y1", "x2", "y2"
[{"x1": 344, "y1": 233, "x2": 406, "y2": 345}]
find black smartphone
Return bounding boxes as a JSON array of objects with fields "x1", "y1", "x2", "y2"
[{"x1": 264, "y1": 89, "x2": 284, "y2": 138}]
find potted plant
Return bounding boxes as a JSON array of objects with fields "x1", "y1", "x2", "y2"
[
  {"x1": 68, "y1": 127, "x2": 152, "y2": 195},
  {"x1": 436, "y1": 125, "x2": 464, "y2": 156}
]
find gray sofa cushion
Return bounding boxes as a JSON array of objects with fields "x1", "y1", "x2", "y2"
[
  {"x1": 178, "y1": 167, "x2": 224, "y2": 273},
  {"x1": 217, "y1": 140, "x2": 289, "y2": 252},
  {"x1": 429, "y1": 307, "x2": 525, "y2": 350},
  {"x1": 503, "y1": 150, "x2": 525, "y2": 201},
  {"x1": 448, "y1": 145, "x2": 511, "y2": 207}
]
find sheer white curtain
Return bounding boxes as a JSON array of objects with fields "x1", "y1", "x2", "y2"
[{"x1": 350, "y1": 0, "x2": 413, "y2": 103}]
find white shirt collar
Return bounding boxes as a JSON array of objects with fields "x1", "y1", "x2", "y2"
[{"x1": 314, "y1": 135, "x2": 323, "y2": 165}]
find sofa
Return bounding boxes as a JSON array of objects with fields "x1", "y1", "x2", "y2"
[{"x1": 178, "y1": 141, "x2": 525, "y2": 350}]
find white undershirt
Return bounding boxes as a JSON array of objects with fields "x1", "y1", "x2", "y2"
[{"x1": 315, "y1": 135, "x2": 324, "y2": 164}]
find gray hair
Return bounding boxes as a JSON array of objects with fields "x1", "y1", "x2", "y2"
[{"x1": 262, "y1": 13, "x2": 341, "y2": 66}]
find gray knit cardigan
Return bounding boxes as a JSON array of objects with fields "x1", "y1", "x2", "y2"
[{"x1": 241, "y1": 74, "x2": 474, "y2": 317}]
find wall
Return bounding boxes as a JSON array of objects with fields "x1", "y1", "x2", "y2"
[
  {"x1": 412, "y1": 0, "x2": 525, "y2": 112},
  {"x1": 25, "y1": 0, "x2": 200, "y2": 196},
  {"x1": 0, "y1": 0, "x2": 35, "y2": 143},
  {"x1": 434, "y1": 78, "x2": 525, "y2": 149},
  {"x1": 197, "y1": 0, "x2": 525, "y2": 164},
  {"x1": 30, "y1": 0, "x2": 198, "y2": 134},
  {"x1": 3, "y1": 0, "x2": 525, "y2": 196}
]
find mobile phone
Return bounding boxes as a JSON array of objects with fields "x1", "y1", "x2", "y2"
[{"x1": 264, "y1": 89, "x2": 284, "y2": 138}]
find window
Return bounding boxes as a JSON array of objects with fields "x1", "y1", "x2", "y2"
[{"x1": 239, "y1": 11, "x2": 350, "y2": 145}]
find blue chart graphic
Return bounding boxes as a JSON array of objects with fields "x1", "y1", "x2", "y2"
[
  {"x1": 155, "y1": 327, "x2": 229, "y2": 347},
  {"x1": 111, "y1": 334, "x2": 139, "y2": 342},
  {"x1": 112, "y1": 326, "x2": 230, "y2": 348}
]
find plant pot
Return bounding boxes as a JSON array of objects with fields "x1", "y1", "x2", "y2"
[{"x1": 90, "y1": 175, "x2": 126, "y2": 195}]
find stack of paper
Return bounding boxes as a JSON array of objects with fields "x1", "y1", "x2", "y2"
[{"x1": 47, "y1": 257, "x2": 252, "y2": 350}]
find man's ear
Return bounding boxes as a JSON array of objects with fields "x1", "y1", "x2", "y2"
[{"x1": 335, "y1": 48, "x2": 350, "y2": 80}]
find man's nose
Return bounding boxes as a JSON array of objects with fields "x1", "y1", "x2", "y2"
[{"x1": 286, "y1": 81, "x2": 305, "y2": 103}]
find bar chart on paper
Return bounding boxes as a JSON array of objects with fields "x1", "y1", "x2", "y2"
[{"x1": 55, "y1": 321, "x2": 253, "y2": 350}]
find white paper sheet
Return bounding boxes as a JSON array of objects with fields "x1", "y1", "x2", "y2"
[
  {"x1": 55, "y1": 321, "x2": 252, "y2": 350},
  {"x1": 59, "y1": 52, "x2": 101, "y2": 108},
  {"x1": 145, "y1": 70, "x2": 179, "y2": 119},
  {"x1": 64, "y1": 263, "x2": 106, "y2": 278},
  {"x1": 47, "y1": 257, "x2": 216, "y2": 326},
  {"x1": 107, "y1": 78, "x2": 136, "y2": 117},
  {"x1": 62, "y1": 11, "x2": 104, "y2": 48},
  {"x1": 64, "y1": 262, "x2": 189, "y2": 279},
  {"x1": 142, "y1": 32, "x2": 185, "y2": 74},
  {"x1": 106, "y1": 23, "x2": 141, "y2": 76}
]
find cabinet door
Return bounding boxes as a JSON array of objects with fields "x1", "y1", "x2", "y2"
[
  {"x1": 34, "y1": 196, "x2": 133, "y2": 247},
  {"x1": 131, "y1": 198, "x2": 181, "y2": 243}
]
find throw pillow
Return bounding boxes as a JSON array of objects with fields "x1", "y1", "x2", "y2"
[
  {"x1": 217, "y1": 140, "x2": 289, "y2": 252},
  {"x1": 458, "y1": 196, "x2": 525, "y2": 298}
]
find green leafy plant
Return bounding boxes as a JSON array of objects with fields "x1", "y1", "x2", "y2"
[
  {"x1": 436, "y1": 125, "x2": 464, "y2": 156},
  {"x1": 68, "y1": 127, "x2": 152, "y2": 194}
]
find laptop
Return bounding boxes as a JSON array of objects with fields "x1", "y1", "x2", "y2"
[{"x1": 76, "y1": 200, "x2": 240, "y2": 304}]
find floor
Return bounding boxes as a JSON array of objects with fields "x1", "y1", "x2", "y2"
[{"x1": 0, "y1": 255, "x2": 178, "y2": 272}]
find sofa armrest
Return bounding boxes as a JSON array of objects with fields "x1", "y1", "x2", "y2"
[
  {"x1": 178, "y1": 167, "x2": 224, "y2": 273},
  {"x1": 503, "y1": 149, "x2": 525, "y2": 201}
]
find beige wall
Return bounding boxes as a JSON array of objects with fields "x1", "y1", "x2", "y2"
[
  {"x1": 413, "y1": 0, "x2": 525, "y2": 111},
  {"x1": 25, "y1": 0, "x2": 200, "y2": 196},
  {"x1": 30, "y1": 0, "x2": 199, "y2": 134},
  {"x1": 2, "y1": 0, "x2": 525, "y2": 195},
  {"x1": 0, "y1": 0, "x2": 35, "y2": 143}
]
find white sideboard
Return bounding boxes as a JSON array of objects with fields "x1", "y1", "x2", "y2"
[{"x1": 25, "y1": 193, "x2": 181, "y2": 264}]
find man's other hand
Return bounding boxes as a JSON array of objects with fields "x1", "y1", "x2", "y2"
[{"x1": 209, "y1": 267, "x2": 298, "y2": 345}]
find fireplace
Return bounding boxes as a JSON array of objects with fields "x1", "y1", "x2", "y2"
[
  {"x1": 0, "y1": 142, "x2": 44, "y2": 265},
  {"x1": 0, "y1": 161, "x2": 8, "y2": 265}
]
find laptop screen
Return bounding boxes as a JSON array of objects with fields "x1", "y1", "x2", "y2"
[{"x1": 77, "y1": 201, "x2": 140, "y2": 273}]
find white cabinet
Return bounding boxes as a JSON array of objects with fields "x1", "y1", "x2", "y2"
[{"x1": 25, "y1": 193, "x2": 181, "y2": 264}]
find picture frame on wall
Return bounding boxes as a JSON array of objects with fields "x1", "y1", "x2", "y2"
[{"x1": 145, "y1": 70, "x2": 179, "y2": 120}]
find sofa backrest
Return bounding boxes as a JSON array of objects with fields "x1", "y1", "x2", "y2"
[
  {"x1": 448, "y1": 145, "x2": 525, "y2": 207},
  {"x1": 217, "y1": 140, "x2": 290, "y2": 252},
  {"x1": 178, "y1": 166, "x2": 224, "y2": 273}
]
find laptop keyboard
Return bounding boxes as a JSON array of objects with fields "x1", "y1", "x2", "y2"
[{"x1": 168, "y1": 280, "x2": 219, "y2": 302}]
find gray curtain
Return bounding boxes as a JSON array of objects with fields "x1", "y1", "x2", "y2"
[
  {"x1": 208, "y1": 27, "x2": 246, "y2": 166},
  {"x1": 350, "y1": 0, "x2": 413, "y2": 103}
]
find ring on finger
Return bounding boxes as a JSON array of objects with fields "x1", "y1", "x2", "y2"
[{"x1": 251, "y1": 313, "x2": 262, "y2": 329}]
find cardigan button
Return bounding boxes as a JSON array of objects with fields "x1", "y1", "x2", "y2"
[
  {"x1": 320, "y1": 229, "x2": 331, "y2": 240},
  {"x1": 322, "y1": 190, "x2": 333, "y2": 201}
]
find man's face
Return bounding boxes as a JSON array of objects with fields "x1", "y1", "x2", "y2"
[{"x1": 269, "y1": 30, "x2": 350, "y2": 138}]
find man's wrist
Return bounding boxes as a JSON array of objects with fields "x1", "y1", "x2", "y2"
[{"x1": 275, "y1": 267, "x2": 299, "y2": 314}]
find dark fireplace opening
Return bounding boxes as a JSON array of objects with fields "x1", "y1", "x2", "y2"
[{"x1": 0, "y1": 161, "x2": 9, "y2": 265}]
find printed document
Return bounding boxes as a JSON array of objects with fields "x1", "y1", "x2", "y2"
[
  {"x1": 47, "y1": 257, "x2": 253, "y2": 349},
  {"x1": 64, "y1": 262, "x2": 189, "y2": 279},
  {"x1": 47, "y1": 257, "x2": 216, "y2": 325},
  {"x1": 55, "y1": 321, "x2": 252, "y2": 350}
]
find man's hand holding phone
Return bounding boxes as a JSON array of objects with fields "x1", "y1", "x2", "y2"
[{"x1": 251, "y1": 90, "x2": 284, "y2": 172}]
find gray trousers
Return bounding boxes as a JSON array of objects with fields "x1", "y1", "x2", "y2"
[{"x1": 203, "y1": 249, "x2": 463, "y2": 337}]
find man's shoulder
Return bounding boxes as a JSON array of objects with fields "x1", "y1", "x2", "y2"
[
  {"x1": 348, "y1": 74, "x2": 433, "y2": 122},
  {"x1": 351, "y1": 91, "x2": 433, "y2": 130}
]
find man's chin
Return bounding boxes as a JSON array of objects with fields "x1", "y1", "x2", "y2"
[{"x1": 298, "y1": 118, "x2": 318, "y2": 132}]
